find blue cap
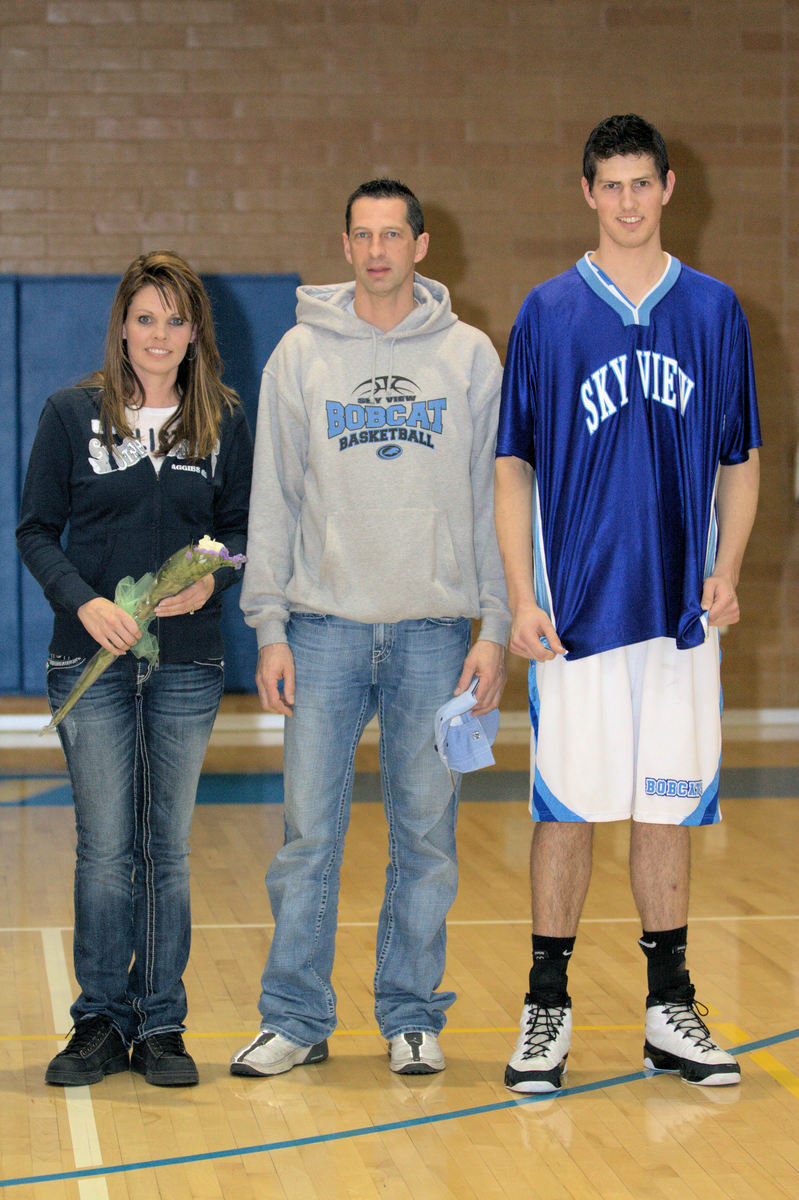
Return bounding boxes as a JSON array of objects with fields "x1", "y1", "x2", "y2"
[{"x1": 434, "y1": 676, "x2": 500, "y2": 773}]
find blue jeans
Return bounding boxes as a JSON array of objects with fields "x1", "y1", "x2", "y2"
[
  {"x1": 47, "y1": 653, "x2": 223, "y2": 1043},
  {"x1": 258, "y1": 614, "x2": 472, "y2": 1043}
]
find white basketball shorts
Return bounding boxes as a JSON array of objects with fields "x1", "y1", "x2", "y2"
[{"x1": 528, "y1": 633, "x2": 722, "y2": 825}]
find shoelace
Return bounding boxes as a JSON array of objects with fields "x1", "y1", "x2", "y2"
[
  {"x1": 145, "y1": 1030, "x2": 186, "y2": 1055},
  {"x1": 659, "y1": 998, "x2": 717, "y2": 1050},
  {"x1": 65, "y1": 1018, "x2": 111, "y2": 1051},
  {"x1": 521, "y1": 1005, "x2": 567, "y2": 1058}
]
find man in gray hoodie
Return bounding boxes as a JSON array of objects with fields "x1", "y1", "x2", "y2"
[{"x1": 232, "y1": 179, "x2": 510, "y2": 1078}]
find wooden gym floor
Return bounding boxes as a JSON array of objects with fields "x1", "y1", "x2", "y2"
[{"x1": 1, "y1": 697, "x2": 798, "y2": 1199}]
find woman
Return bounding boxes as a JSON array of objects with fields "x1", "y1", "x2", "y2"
[{"x1": 17, "y1": 251, "x2": 253, "y2": 1087}]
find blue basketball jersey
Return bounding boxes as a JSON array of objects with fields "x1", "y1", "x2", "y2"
[{"x1": 496, "y1": 255, "x2": 761, "y2": 660}]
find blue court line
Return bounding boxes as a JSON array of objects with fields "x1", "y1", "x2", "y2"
[
  {"x1": 3, "y1": 766, "x2": 797, "y2": 807},
  {"x1": 1, "y1": 1027, "x2": 797, "y2": 1191},
  {"x1": 0, "y1": 774, "x2": 285, "y2": 807}
]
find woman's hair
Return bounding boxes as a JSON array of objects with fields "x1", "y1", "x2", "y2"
[{"x1": 91, "y1": 250, "x2": 239, "y2": 460}]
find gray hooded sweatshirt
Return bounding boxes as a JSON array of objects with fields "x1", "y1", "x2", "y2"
[{"x1": 241, "y1": 273, "x2": 511, "y2": 647}]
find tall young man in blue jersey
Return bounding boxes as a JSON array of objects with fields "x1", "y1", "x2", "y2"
[{"x1": 494, "y1": 115, "x2": 760, "y2": 1092}]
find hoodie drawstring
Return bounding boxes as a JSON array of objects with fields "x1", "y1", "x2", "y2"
[{"x1": 367, "y1": 328, "x2": 397, "y2": 401}]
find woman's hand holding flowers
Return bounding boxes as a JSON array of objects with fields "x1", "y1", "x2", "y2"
[
  {"x1": 154, "y1": 573, "x2": 214, "y2": 618},
  {"x1": 78, "y1": 596, "x2": 144, "y2": 656}
]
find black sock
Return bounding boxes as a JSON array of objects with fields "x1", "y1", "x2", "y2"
[
  {"x1": 638, "y1": 925, "x2": 693, "y2": 1004},
  {"x1": 527, "y1": 935, "x2": 574, "y2": 1007}
]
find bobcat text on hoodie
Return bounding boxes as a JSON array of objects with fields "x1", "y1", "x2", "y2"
[{"x1": 242, "y1": 274, "x2": 511, "y2": 647}]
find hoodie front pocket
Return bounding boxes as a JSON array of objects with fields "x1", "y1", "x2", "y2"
[{"x1": 316, "y1": 506, "x2": 465, "y2": 614}]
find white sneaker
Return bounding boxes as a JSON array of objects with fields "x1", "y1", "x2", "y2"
[
  {"x1": 505, "y1": 997, "x2": 571, "y2": 1093},
  {"x1": 644, "y1": 997, "x2": 740, "y2": 1087},
  {"x1": 388, "y1": 1032, "x2": 445, "y2": 1074},
  {"x1": 229, "y1": 1030, "x2": 328, "y2": 1077}
]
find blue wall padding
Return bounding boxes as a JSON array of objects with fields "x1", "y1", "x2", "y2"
[
  {"x1": 6, "y1": 272, "x2": 300, "y2": 694},
  {"x1": 0, "y1": 279, "x2": 19, "y2": 692}
]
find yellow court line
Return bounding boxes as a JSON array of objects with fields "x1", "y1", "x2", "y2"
[
  {"x1": 3, "y1": 915, "x2": 799, "y2": 933},
  {"x1": 716, "y1": 1022, "x2": 799, "y2": 1098},
  {"x1": 749, "y1": 1050, "x2": 799, "y2": 1097},
  {"x1": 174, "y1": 1025, "x2": 650, "y2": 1039},
  {"x1": 182, "y1": 1018, "x2": 744, "y2": 1039},
  {"x1": 1, "y1": 1023, "x2": 647, "y2": 1043},
  {"x1": 6, "y1": 1019, "x2": 792, "y2": 1048},
  {"x1": 9, "y1": 1023, "x2": 799, "y2": 1101}
]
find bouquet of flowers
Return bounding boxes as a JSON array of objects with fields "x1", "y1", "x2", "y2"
[{"x1": 43, "y1": 536, "x2": 246, "y2": 732}]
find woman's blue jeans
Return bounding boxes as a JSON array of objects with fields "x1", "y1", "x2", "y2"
[
  {"x1": 47, "y1": 653, "x2": 223, "y2": 1043},
  {"x1": 258, "y1": 613, "x2": 471, "y2": 1044}
]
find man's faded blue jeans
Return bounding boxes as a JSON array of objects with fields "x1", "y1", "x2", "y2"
[{"x1": 257, "y1": 613, "x2": 471, "y2": 1043}]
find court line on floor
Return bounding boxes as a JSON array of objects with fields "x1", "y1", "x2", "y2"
[
  {"x1": 2, "y1": 1026, "x2": 797, "y2": 1192},
  {"x1": 0, "y1": 1023, "x2": 696, "y2": 1044},
  {"x1": 717, "y1": 1023, "x2": 799, "y2": 1098},
  {"x1": 40, "y1": 929, "x2": 109, "y2": 1200},
  {"x1": 3, "y1": 913, "x2": 799, "y2": 935},
  {"x1": 749, "y1": 1050, "x2": 799, "y2": 1097}
]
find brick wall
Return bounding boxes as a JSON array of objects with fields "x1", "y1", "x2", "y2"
[{"x1": 2, "y1": 0, "x2": 797, "y2": 707}]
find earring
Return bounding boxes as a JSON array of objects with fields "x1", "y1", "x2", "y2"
[{"x1": 185, "y1": 342, "x2": 197, "y2": 361}]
